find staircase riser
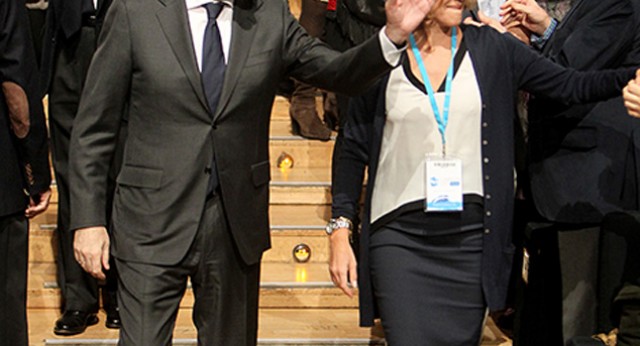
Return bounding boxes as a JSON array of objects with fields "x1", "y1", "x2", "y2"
[
  {"x1": 29, "y1": 230, "x2": 329, "y2": 264},
  {"x1": 269, "y1": 142, "x2": 334, "y2": 169},
  {"x1": 39, "y1": 183, "x2": 332, "y2": 230}
]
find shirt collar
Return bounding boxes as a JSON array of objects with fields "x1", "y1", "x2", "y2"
[{"x1": 185, "y1": 0, "x2": 233, "y2": 10}]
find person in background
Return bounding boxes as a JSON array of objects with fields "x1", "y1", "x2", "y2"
[
  {"x1": 0, "y1": 0, "x2": 52, "y2": 344},
  {"x1": 499, "y1": 0, "x2": 640, "y2": 344},
  {"x1": 328, "y1": 0, "x2": 637, "y2": 344},
  {"x1": 25, "y1": 0, "x2": 47, "y2": 63},
  {"x1": 288, "y1": 0, "x2": 333, "y2": 141},
  {"x1": 323, "y1": 0, "x2": 385, "y2": 197},
  {"x1": 40, "y1": 0, "x2": 121, "y2": 335}
]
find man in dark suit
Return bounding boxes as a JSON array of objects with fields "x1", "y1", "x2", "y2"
[
  {"x1": 68, "y1": 0, "x2": 431, "y2": 344},
  {"x1": 501, "y1": 0, "x2": 640, "y2": 344},
  {"x1": 0, "y1": 1, "x2": 52, "y2": 345},
  {"x1": 40, "y1": 0, "x2": 120, "y2": 335}
]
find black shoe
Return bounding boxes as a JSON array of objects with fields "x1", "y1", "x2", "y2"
[
  {"x1": 105, "y1": 306, "x2": 121, "y2": 329},
  {"x1": 53, "y1": 310, "x2": 99, "y2": 336}
]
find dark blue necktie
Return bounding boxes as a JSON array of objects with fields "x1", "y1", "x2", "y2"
[{"x1": 202, "y1": 2, "x2": 225, "y2": 196}]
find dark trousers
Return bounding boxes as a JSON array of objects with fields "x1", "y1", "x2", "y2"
[
  {"x1": 115, "y1": 194, "x2": 261, "y2": 346},
  {"x1": 369, "y1": 227, "x2": 486, "y2": 345},
  {"x1": 598, "y1": 212, "x2": 640, "y2": 333},
  {"x1": 0, "y1": 213, "x2": 29, "y2": 346},
  {"x1": 49, "y1": 25, "x2": 117, "y2": 312},
  {"x1": 515, "y1": 223, "x2": 600, "y2": 346}
]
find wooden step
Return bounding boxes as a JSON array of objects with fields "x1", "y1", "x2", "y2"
[
  {"x1": 28, "y1": 308, "x2": 512, "y2": 346},
  {"x1": 33, "y1": 203, "x2": 331, "y2": 234},
  {"x1": 29, "y1": 229, "x2": 329, "y2": 265},
  {"x1": 270, "y1": 205, "x2": 329, "y2": 227},
  {"x1": 27, "y1": 262, "x2": 354, "y2": 310},
  {"x1": 30, "y1": 309, "x2": 384, "y2": 346},
  {"x1": 45, "y1": 167, "x2": 333, "y2": 208},
  {"x1": 28, "y1": 262, "x2": 335, "y2": 289},
  {"x1": 29, "y1": 227, "x2": 329, "y2": 264},
  {"x1": 269, "y1": 139, "x2": 334, "y2": 169},
  {"x1": 264, "y1": 229, "x2": 329, "y2": 263}
]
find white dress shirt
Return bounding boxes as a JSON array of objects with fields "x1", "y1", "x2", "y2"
[
  {"x1": 184, "y1": 0, "x2": 402, "y2": 72},
  {"x1": 186, "y1": 0, "x2": 233, "y2": 70}
]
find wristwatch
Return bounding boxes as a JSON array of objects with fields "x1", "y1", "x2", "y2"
[{"x1": 325, "y1": 216, "x2": 353, "y2": 237}]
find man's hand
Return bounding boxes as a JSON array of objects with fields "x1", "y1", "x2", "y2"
[
  {"x1": 385, "y1": 0, "x2": 436, "y2": 46},
  {"x1": 624, "y1": 70, "x2": 640, "y2": 118},
  {"x1": 25, "y1": 188, "x2": 52, "y2": 218},
  {"x1": 463, "y1": 11, "x2": 530, "y2": 44},
  {"x1": 329, "y1": 228, "x2": 358, "y2": 298},
  {"x1": 74, "y1": 226, "x2": 110, "y2": 281},
  {"x1": 500, "y1": 0, "x2": 552, "y2": 36}
]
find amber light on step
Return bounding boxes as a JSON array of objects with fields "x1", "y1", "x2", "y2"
[
  {"x1": 295, "y1": 265, "x2": 308, "y2": 283},
  {"x1": 293, "y1": 243, "x2": 311, "y2": 264},
  {"x1": 277, "y1": 152, "x2": 294, "y2": 170}
]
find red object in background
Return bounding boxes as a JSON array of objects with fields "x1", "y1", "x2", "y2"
[{"x1": 327, "y1": 0, "x2": 337, "y2": 11}]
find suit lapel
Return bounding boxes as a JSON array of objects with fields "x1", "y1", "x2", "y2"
[
  {"x1": 156, "y1": 0, "x2": 209, "y2": 111},
  {"x1": 213, "y1": 1, "x2": 259, "y2": 121}
]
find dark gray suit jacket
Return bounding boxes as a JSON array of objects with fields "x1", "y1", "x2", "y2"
[{"x1": 69, "y1": 0, "x2": 392, "y2": 266}]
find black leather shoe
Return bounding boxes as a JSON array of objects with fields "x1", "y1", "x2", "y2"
[
  {"x1": 105, "y1": 306, "x2": 121, "y2": 329},
  {"x1": 53, "y1": 310, "x2": 99, "y2": 336}
]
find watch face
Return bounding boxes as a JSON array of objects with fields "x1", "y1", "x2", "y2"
[{"x1": 325, "y1": 222, "x2": 334, "y2": 235}]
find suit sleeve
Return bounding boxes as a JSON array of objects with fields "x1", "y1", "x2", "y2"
[
  {"x1": 69, "y1": 0, "x2": 132, "y2": 231},
  {"x1": 545, "y1": 0, "x2": 634, "y2": 70},
  {"x1": 280, "y1": 0, "x2": 391, "y2": 96},
  {"x1": 0, "y1": 0, "x2": 51, "y2": 196},
  {"x1": 505, "y1": 32, "x2": 636, "y2": 105}
]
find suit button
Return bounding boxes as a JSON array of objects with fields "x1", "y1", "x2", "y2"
[
  {"x1": 483, "y1": 157, "x2": 489, "y2": 164},
  {"x1": 485, "y1": 175, "x2": 490, "y2": 181},
  {"x1": 482, "y1": 140, "x2": 488, "y2": 146},
  {"x1": 486, "y1": 211, "x2": 492, "y2": 217},
  {"x1": 484, "y1": 228, "x2": 491, "y2": 234},
  {"x1": 486, "y1": 194, "x2": 492, "y2": 200},
  {"x1": 482, "y1": 122, "x2": 488, "y2": 128}
]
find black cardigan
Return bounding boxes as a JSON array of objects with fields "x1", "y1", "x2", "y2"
[
  {"x1": 0, "y1": 0, "x2": 51, "y2": 217},
  {"x1": 331, "y1": 24, "x2": 636, "y2": 326}
]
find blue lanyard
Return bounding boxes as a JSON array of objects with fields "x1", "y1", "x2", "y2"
[{"x1": 409, "y1": 27, "x2": 457, "y2": 157}]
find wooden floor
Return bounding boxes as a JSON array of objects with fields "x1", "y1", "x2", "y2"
[{"x1": 28, "y1": 308, "x2": 512, "y2": 346}]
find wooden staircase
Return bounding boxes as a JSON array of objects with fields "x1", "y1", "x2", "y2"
[{"x1": 27, "y1": 96, "x2": 512, "y2": 345}]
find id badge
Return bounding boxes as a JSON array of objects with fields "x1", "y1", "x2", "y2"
[{"x1": 425, "y1": 155, "x2": 463, "y2": 212}]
